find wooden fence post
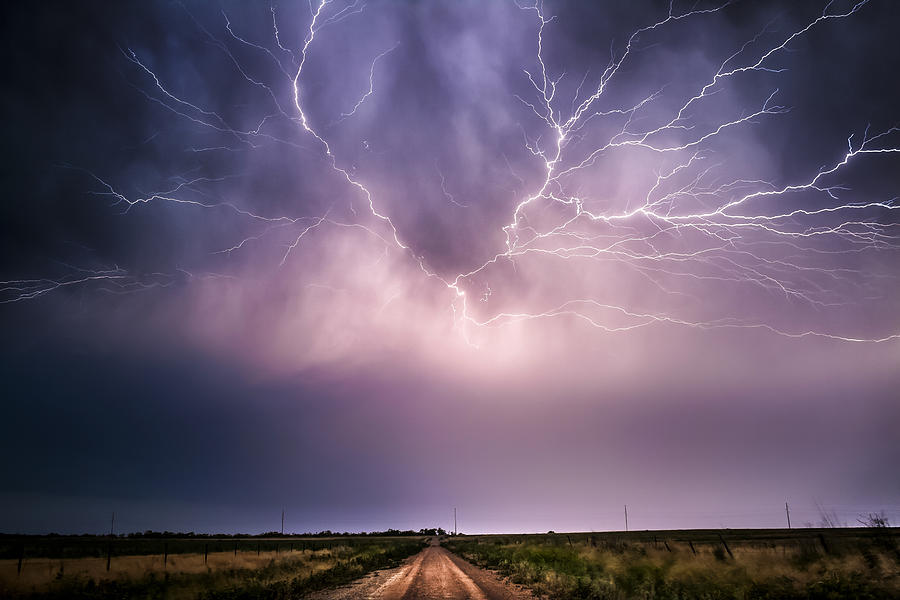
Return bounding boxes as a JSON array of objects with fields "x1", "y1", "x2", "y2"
[
  {"x1": 106, "y1": 542, "x2": 112, "y2": 571},
  {"x1": 164, "y1": 542, "x2": 168, "y2": 568},
  {"x1": 818, "y1": 533, "x2": 830, "y2": 555},
  {"x1": 717, "y1": 533, "x2": 734, "y2": 559}
]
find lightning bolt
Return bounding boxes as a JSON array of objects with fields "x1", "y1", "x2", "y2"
[
  {"x1": 445, "y1": 0, "x2": 900, "y2": 344},
  {"x1": 6, "y1": 0, "x2": 899, "y2": 348}
]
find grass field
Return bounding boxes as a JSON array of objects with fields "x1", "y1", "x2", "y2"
[
  {"x1": 445, "y1": 528, "x2": 900, "y2": 599},
  {"x1": 5, "y1": 528, "x2": 897, "y2": 598},
  {"x1": 0, "y1": 536, "x2": 426, "y2": 599},
  {"x1": 0, "y1": 535, "x2": 393, "y2": 560}
]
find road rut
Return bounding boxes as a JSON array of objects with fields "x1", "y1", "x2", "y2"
[{"x1": 307, "y1": 539, "x2": 534, "y2": 600}]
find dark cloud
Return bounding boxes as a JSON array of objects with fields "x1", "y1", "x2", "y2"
[{"x1": 1, "y1": 1, "x2": 898, "y2": 533}]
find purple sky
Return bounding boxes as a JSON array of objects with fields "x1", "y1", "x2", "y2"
[{"x1": 1, "y1": 0, "x2": 899, "y2": 534}]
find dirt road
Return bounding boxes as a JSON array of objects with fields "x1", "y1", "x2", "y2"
[{"x1": 307, "y1": 538, "x2": 534, "y2": 600}]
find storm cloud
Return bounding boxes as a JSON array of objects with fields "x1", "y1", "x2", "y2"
[{"x1": 1, "y1": 0, "x2": 898, "y2": 534}]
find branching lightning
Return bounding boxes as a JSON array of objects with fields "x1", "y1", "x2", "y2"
[{"x1": 5, "y1": 0, "x2": 899, "y2": 347}]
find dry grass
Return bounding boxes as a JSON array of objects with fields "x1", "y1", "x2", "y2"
[
  {"x1": 0, "y1": 539, "x2": 426, "y2": 599},
  {"x1": 0, "y1": 547, "x2": 341, "y2": 597},
  {"x1": 447, "y1": 530, "x2": 900, "y2": 599},
  {"x1": 585, "y1": 543, "x2": 898, "y2": 588}
]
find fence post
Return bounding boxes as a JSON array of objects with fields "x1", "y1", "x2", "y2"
[
  {"x1": 205, "y1": 544, "x2": 208, "y2": 564},
  {"x1": 17, "y1": 543, "x2": 24, "y2": 576},
  {"x1": 818, "y1": 533, "x2": 830, "y2": 555},
  {"x1": 106, "y1": 542, "x2": 112, "y2": 571},
  {"x1": 164, "y1": 542, "x2": 168, "y2": 568},
  {"x1": 717, "y1": 533, "x2": 734, "y2": 559}
]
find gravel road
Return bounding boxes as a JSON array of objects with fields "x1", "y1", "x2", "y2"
[{"x1": 306, "y1": 538, "x2": 535, "y2": 600}]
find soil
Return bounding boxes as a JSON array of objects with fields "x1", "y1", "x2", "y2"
[{"x1": 307, "y1": 538, "x2": 535, "y2": 600}]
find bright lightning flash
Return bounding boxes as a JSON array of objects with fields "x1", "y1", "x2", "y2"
[{"x1": 5, "y1": 0, "x2": 899, "y2": 350}]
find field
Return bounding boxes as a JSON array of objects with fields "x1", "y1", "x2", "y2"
[
  {"x1": 445, "y1": 528, "x2": 900, "y2": 599},
  {"x1": 4, "y1": 529, "x2": 898, "y2": 599},
  {"x1": 0, "y1": 536, "x2": 426, "y2": 599}
]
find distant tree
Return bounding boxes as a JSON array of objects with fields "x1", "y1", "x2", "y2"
[{"x1": 858, "y1": 511, "x2": 890, "y2": 528}]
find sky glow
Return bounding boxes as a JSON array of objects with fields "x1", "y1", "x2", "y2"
[{"x1": 1, "y1": 0, "x2": 898, "y2": 534}]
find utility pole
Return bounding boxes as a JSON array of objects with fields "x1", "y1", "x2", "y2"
[
  {"x1": 785, "y1": 502, "x2": 791, "y2": 529},
  {"x1": 281, "y1": 509, "x2": 285, "y2": 536},
  {"x1": 454, "y1": 508, "x2": 457, "y2": 536},
  {"x1": 107, "y1": 511, "x2": 115, "y2": 572},
  {"x1": 624, "y1": 505, "x2": 628, "y2": 532}
]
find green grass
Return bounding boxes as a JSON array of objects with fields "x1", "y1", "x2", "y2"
[{"x1": 445, "y1": 528, "x2": 900, "y2": 599}]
